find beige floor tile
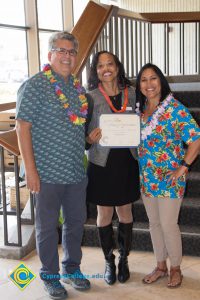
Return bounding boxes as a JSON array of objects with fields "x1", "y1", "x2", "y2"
[{"x1": 0, "y1": 246, "x2": 199, "y2": 300}]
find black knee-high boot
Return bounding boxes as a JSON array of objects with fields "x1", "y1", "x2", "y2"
[
  {"x1": 118, "y1": 222, "x2": 133, "y2": 283},
  {"x1": 98, "y1": 224, "x2": 116, "y2": 285}
]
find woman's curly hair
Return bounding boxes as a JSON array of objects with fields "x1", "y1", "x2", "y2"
[{"x1": 87, "y1": 51, "x2": 132, "y2": 91}]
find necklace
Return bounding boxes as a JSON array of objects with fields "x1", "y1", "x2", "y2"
[
  {"x1": 141, "y1": 93, "x2": 172, "y2": 140},
  {"x1": 98, "y1": 83, "x2": 128, "y2": 113},
  {"x1": 43, "y1": 64, "x2": 88, "y2": 125}
]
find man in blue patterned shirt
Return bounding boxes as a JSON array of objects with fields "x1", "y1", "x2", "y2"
[{"x1": 16, "y1": 32, "x2": 90, "y2": 300}]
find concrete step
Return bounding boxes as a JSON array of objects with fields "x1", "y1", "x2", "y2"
[
  {"x1": 190, "y1": 107, "x2": 200, "y2": 126},
  {"x1": 186, "y1": 172, "x2": 200, "y2": 197},
  {"x1": 0, "y1": 223, "x2": 35, "y2": 259},
  {"x1": 132, "y1": 197, "x2": 200, "y2": 226},
  {"x1": 87, "y1": 195, "x2": 200, "y2": 226},
  {"x1": 191, "y1": 155, "x2": 200, "y2": 172},
  {"x1": 173, "y1": 91, "x2": 200, "y2": 108},
  {"x1": 170, "y1": 82, "x2": 200, "y2": 92},
  {"x1": 0, "y1": 198, "x2": 35, "y2": 259},
  {"x1": 82, "y1": 219, "x2": 200, "y2": 256}
]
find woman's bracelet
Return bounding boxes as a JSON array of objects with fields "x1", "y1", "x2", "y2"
[{"x1": 180, "y1": 160, "x2": 191, "y2": 169}]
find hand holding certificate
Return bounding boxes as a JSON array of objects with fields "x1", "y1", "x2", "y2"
[{"x1": 99, "y1": 114, "x2": 140, "y2": 147}]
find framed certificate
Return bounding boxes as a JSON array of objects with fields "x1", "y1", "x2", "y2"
[{"x1": 99, "y1": 113, "x2": 140, "y2": 147}]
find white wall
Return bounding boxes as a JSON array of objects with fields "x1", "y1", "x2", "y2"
[
  {"x1": 119, "y1": 0, "x2": 200, "y2": 12},
  {"x1": 117, "y1": 0, "x2": 200, "y2": 75}
]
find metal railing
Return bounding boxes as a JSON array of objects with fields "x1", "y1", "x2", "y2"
[
  {"x1": 81, "y1": 7, "x2": 200, "y2": 84},
  {"x1": 0, "y1": 138, "x2": 34, "y2": 247}
]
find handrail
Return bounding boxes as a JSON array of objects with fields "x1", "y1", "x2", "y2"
[
  {"x1": 71, "y1": 1, "x2": 116, "y2": 76},
  {"x1": 117, "y1": 9, "x2": 200, "y2": 23},
  {"x1": 0, "y1": 129, "x2": 20, "y2": 156},
  {"x1": 0, "y1": 102, "x2": 16, "y2": 112}
]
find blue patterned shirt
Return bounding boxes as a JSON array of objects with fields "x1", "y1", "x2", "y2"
[
  {"x1": 138, "y1": 96, "x2": 200, "y2": 198},
  {"x1": 16, "y1": 70, "x2": 86, "y2": 184}
]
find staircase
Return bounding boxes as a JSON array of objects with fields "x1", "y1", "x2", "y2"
[{"x1": 83, "y1": 87, "x2": 200, "y2": 257}]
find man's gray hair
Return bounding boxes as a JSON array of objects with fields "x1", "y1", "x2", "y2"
[{"x1": 48, "y1": 31, "x2": 79, "y2": 51}]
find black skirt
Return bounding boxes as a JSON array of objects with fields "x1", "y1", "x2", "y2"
[{"x1": 86, "y1": 148, "x2": 140, "y2": 206}]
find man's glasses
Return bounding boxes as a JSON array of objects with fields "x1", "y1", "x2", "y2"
[{"x1": 51, "y1": 47, "x2": 77, "y2": 57}]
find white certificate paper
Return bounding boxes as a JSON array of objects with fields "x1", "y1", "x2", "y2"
[{"x1": 99, "y1": 114, "x2": 140, "y2": 147}]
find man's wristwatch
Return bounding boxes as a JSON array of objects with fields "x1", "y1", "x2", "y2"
[{"x1": 180, "y1": 160, "x2": 191, "y2": 169}]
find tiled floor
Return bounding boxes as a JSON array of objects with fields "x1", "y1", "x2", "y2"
[{"x1": 0, "y1": 246, "x2": 199, "y2": 300}]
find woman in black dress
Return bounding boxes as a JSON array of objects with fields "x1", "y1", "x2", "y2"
[{"x1": 86, "y1": 51, "x2": 140, "y2": 285}]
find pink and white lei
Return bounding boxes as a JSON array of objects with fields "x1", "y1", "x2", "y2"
[{"x1": 139, "y1": 93, "x2": 172, "y2": 141}]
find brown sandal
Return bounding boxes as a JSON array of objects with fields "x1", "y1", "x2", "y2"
[
  {"x1": 142, "y1": 267, "x2": 168, "y2": 284},
  {"x1": 167, "y1": 268, "x2": 183, "y2": 288}
]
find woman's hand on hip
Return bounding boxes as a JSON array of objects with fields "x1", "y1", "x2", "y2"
[{"x1": 167, "y1": 166, "x2": 188, "y2": 184}]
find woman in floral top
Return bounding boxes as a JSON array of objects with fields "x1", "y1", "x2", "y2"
[{"x1": 136, "y1": 63, "x2": 200, "y2": 288}]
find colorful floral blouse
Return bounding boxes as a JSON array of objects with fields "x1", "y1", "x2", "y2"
[{"x1": 138, "y1": 95, "x2": 200, "y2": 198}]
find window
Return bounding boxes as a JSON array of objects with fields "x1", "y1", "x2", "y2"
[
  {"x1": 37, "y1": 0, "x2": 64, "y2": 69},
  {"x1": 0, "y1": 0, "x2": 25, "y2": 26},
  {"x1": 37, "y1": 0, "x2": 63, "y2": 30},
  {"x1": 73, "y1": 0, "x2": 89, "y2": 24},
  {"x1": 39, "y1": 32, "x2": 53, "y2": 68},
  {"x1": 0, "y1": 28, "x2": 28, "y2": 103}
]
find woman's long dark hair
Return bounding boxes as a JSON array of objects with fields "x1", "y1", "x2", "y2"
[
  {"x1": 87, "y1": 51, "x2": 132, "y2": 91},
  {"x1": 135, "y1": 63, "x2": 171, "y2": 113}
]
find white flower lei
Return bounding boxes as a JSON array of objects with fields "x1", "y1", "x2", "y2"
[{"x1": 137, "y1": 93, "x2": 172, "y2": 141}]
